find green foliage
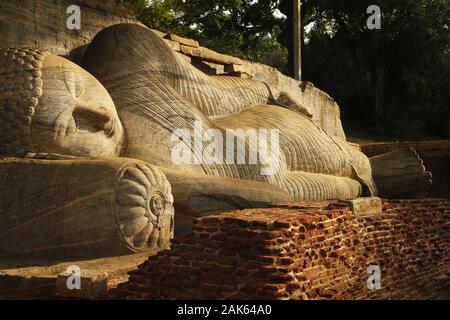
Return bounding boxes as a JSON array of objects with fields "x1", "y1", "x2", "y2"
[
  {"x1": 302, "y1": 0, "x2": 450, "y2": 139},
  {"x1": 122, "y1": 0, "x2": 450, "y2": 140},
  {"x1": 122, "y1": 0, "x2": 289, "y2": 73},
  {"x1": 121, "y1": 0, "x2": 183, "y2": 33}
]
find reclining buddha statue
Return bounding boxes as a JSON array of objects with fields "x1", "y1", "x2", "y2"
[
  {"x1": 0, "y1": 23, "x2": 431, "y2": 262},
  {"x1": 81, "y1": 24, "x2": 379, "y2": 198}
]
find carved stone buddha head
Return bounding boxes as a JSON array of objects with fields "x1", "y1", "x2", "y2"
[{"x1": 0, "y1": 48, "x2": 124, "y2": 157}]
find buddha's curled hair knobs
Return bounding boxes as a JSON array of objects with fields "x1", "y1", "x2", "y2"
[{"x1": 0, "y1": 48, "x2": 49, "y2": 156}]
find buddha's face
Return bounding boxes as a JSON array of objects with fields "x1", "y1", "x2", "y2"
[{"x1": 31, "y1": 55, "x2": 123, "y2": 157}]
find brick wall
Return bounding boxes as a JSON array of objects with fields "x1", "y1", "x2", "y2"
[{"x1": 108, "y1": 199, "x2": 450, "y2": 300}]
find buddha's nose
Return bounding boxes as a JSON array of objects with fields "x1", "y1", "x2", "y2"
[{"x1": 73, "y1": 103, "x2": 115, "y2": 136}]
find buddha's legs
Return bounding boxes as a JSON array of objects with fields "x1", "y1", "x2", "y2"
[
  {"x1": 282, "y1": 171, "x2": 362, "y2": 200},
  {"x1": 213, "y1": 105, "x2": 374, "y2": 200}
]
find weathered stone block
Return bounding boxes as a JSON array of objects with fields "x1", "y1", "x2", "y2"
[
  {"x1": 164, "y1": 33, "x2": 199, "y2": 48},
  {"x1": 164, "y1": 39, "x2": 181, "y2": 51},
  {"x1": 342, "y1": 197, "x2": 382, "y2": 216},
  {"x1": 56, "y1": 270, "x2": 108, "y2": 299},
  {"x1": 179, "y1": 45, "x2": 243, "y2": 65},
  {"x1": 0, "y1": 0, "x2": 138, "y2": 56},
  {"x1": 224, "y1": 63, "x2": 251, "y2": 76}
]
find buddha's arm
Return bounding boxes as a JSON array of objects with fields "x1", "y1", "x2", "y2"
[
  {"x1": 160, "y1": 167, "x2": 291, "y2": 237},
  {"x1": 173, "y1": 43, "x2": 311, "y2": 118},
  {"x1": 0, "y1": 156, "x2": 174, "y2": 262},
  {"x1": 213, "y1": 104, "x2": 377, "y2": 200},
  {"x1": 82, "y1": 23, "x2": 308, "y2": 119}
]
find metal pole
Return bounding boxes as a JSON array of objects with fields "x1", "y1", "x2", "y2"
[{"x1": 293, "y1": 0, "x2": 301, "y2": 80}]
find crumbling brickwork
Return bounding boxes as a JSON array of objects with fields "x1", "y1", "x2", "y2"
[{"x1": 109, "y1": 199, "x2": 450, "y2": 300}]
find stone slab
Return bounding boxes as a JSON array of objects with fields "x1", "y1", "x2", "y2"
[
  {"x1": 56, "y1": 269, "x2": 108, "y2": 299},
  {"x1": 341, "y1": 197, "x2": 382, "y2": 216},
  {"x1": 0, "y1": 0, "x2": 139, "y2": 56},
  {"x1": 164, "y1": 33, "x2": 199, "y2": 48},
  {"x1": 0, "y1": 253, "x2": 150, "y2": 299},
  {"x1": 164, "y1": 39, "x2": 181, "y2": 51},
  {"x1": 224, "y1": 63, "x2": 251, "y2": 76},
  {"x1": 180, "y1": 45, "x2": 243, "y2": 65}
]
